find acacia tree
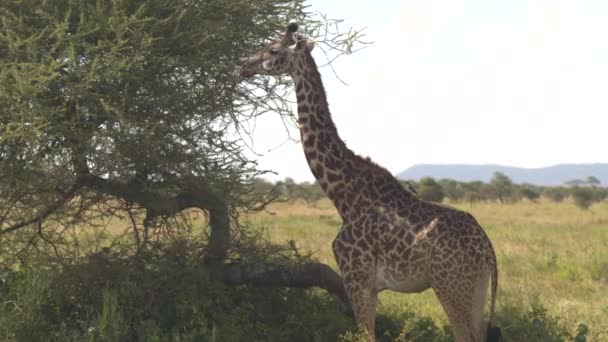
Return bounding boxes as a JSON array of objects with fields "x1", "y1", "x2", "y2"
[
  {"x1": 490, "y1": 172, "x2": 513, "y2": 203},
  {"x1": 0, "y1": 0, "x2": 361, "y2": 307}
]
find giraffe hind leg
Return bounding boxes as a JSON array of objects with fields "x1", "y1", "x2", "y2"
[
  {"x1": 432, "y1": 268, "x2": 490, "y2": 342},
  {"x1": 472, "y1": 268, "x2": 491, "y2": 341}
]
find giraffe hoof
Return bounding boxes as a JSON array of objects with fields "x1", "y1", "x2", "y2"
[{"x1": 487, "y1": 326, "x2": 501, "y2": 342}]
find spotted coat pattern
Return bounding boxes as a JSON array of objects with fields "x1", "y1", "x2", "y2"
[{"x1": 239, "y1": 24, "x2": 500, "y2": 342}]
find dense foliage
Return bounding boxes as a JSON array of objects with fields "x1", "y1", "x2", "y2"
[
  {"x1": 0, "y1": 0, "x2": 334, "y2": 264},
  {"x1": 0, "y1": 240, "x2": 355, "y2": 341},
  {"x1": 0, "y1": 1, "x2": 378, "y2": 340}
]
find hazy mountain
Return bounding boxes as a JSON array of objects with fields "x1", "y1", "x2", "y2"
[{"x1": 396, "y1": 163, "x2": 608, "y2": 186}]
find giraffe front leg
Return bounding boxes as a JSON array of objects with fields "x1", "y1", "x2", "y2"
[
  {"x1": 343, "y1": 270, "x2": 378, "y2": 342},
  {"x1": 333, "y1": 226, "x2": 378, "y2": 341}
]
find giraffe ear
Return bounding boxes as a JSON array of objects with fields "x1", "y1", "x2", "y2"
[
  {"x1": 305, "y1": 39, "x2": 316, "y2": 52},
  {"x1": 293, "y1": 38, "x2": 315, "y2": 52}
]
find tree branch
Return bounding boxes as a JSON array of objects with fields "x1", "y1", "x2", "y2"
[
  {"x1": 222, "y1": 261, "x2": 351, "y2": 314},
  {"x1": 77, "y1": 173, "x2": 230, "y2": 262},
  {"x1": 77, "y1": 173, "x2": 220, "y2": 214},
  {"x1": 0, "y1": 184, "x2": 80, "y2": 235}
]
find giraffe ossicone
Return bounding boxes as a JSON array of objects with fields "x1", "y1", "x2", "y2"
[
  {"x1": 287, "y1": 21, "x2": 298, "y2": 33},
  {"x1": 239, "y1": 23, "x2": 501, "y2": 342}
]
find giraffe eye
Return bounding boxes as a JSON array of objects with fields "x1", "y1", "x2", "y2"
[{"x1": 269, "y1": 48, "x2": 280, "y2": 55}]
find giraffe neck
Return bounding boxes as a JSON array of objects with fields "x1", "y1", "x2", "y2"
[
  {"x1": 290, "y1": 51, "x2": 418, "y2": 218},
  {"x1": 291, "y1": 52, "x2": 351, "y2": 207}
]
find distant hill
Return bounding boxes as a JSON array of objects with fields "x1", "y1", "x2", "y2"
[{"x1": 396, "y1": 163, "x2": 608, "y2": 186}]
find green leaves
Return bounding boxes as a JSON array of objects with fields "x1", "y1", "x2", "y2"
[
  {"x1": 0, "y1": 0, "x2": 370, "y2": 266},
  {"x1": 0, "y1": 0, "x2": 314, "y2": 261}
]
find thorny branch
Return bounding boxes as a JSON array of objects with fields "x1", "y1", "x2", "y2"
[{"x1": 0, "y1": 184, "x2": 80, "y2": 235}]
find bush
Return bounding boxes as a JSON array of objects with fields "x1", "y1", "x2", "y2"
[
  {"x1": 571, "y1": 187, "x2": 594, "y2": 209},
  {"x1": 438, "y1": 179, "x2": 465, "y2": 201},
  {"x1": 417, "y1": 177, "x2": 445, "y2": 203},
  {"x1": 591, "y1": 187, "x2": 608, "y2": 202},
  {"x1": 0, "y1": 240, "x2": 357, "y2": 342},
  {"x1": 518, "y1": 186, "x2": 541, "y2": 202},
  {"x1": 496, "y1": 301, "x2": 590, "y2": 342},
  {"x1": 490, "y1": 172, "x2": 514, "y2": 203},
  {"x1": 543, "y1": 187, "x2": 568, "y2": 202}
]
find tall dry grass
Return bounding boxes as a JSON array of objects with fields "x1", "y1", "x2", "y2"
[{"x1": 247, "y1": 199, "x2": 608, "y2": 334}]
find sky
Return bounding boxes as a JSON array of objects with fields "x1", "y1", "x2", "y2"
[{"x1": 248, "y1": 0, "x2": 608, "y2": 182}]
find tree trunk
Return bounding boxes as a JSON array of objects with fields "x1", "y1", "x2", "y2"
[{"x1": 222, "y1": 261, "x2": 351, "y2": 314}]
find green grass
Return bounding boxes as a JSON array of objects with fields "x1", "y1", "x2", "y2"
[
  {"x1": 247, "y1": 199, "x2": 608, "y2": 338},
  {"x1": 2, "y1": 199, "x2": 605, "y2": 341}
]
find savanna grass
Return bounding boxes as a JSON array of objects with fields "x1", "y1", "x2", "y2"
[
  {"x1": 1, "y1": 199, "x2": 604, "y2": 341},
  {"x1": 248, "y1": 199, "x2": 608, "y2": 340}
]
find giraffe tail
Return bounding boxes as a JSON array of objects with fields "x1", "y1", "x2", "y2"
[{"x1": 486, "y1": 251, "x2": 501, "y2": 342}]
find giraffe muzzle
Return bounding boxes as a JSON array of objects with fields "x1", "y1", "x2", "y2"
[
  {"x1": 238, "y1": 57, "x2": 260, "y2": 78},
  {"x1": 238, "y1": 65, "x2": 255, "y2": 78}
]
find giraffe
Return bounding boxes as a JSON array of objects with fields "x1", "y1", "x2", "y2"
[{"x1": 239, "y1": 22, "x2": 501, "y2": 342}]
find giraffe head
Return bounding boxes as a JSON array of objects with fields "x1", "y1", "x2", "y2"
[{"x1": 239, "y1": 22, "x2": 315, "y2": 78}]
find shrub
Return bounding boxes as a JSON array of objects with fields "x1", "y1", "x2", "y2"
[
  {"x1": 571, "y1": 187, "x2": 594, "y2": 209},
  {"x1": 418, "y1": 177, "x2": 445, "y2": 203},
  {"x1": 518, "y1": 186, "x2": 541, "y2": 202},
  {"x1": 1, "y1": 240, "x2": 357, "y2": 342},
  {"x1": 543, "y1": 187, "x2": 568, "y2": 202},
  {"x1": 496, "y1": 300, "x2": 590, "y2": 342}
]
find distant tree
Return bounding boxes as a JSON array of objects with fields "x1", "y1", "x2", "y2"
[
  {"x1": 480, "y1": 183, "x2": 498, "y2": 202},
  {"x1": 283, "y1": 177, "x2": 298, "y2": 197},
  {"x1": 571, "y1": 186, "x2": 594, "y2": 210},
  {"x1": 463, "y1": 191, "x2": 482, "y2": 206},
  {"x1": 252, "y1": 178, "x2": 275, "y2": 195},
  {"x1": 462, "y1": 181, "x2": 485, "y2": 201},
  {"x1": 462, "y1": 181, "x2": 483, "y2": 193},
  {"x1": 291, "y1": 181, "x2": 325, "y2": 203},
  {"x1": 518, "y1": 185, "x2": 540, "y2": 202},
  {"x1": 591, "y1": 187, "x2": 608, "y2": 203},
  {"x1": 438, "y1": 179, "x2": 465, "y2": 201},
  {"x1": 417, "y1": 177, "x2": 445, "y2": 203},
  {"x1": 490, "y1": 172, "x2": 513, "y2": 203},
  {"x1": 543, "y1": 187, "x2": 568, "y2": 203},
  {"x1": 271, "y1": 178, "x2": 296, "y2": 199},
  {"x1": 566, "y1": 179, "x2": 586, "y2": 187},
  {"x1": 586, "y1": 176, "x2": 601, "y2": 187},
  {"x1": 301, "y1": 181, "x2": 325, "y2": 202},
  {"x1": 509, "y1": 185, "x2": 522, "y2": 202},
  {"x1": 399, "y1": 180, "x2": 419, "y2": 196}
]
